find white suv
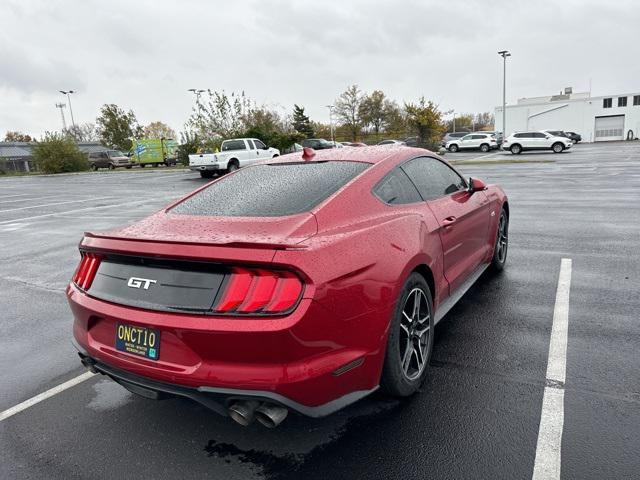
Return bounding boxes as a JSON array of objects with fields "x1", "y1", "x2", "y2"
[
  {"x1": 446, "y1": 133, "x2": 498, "y2": 153},
  {"x1": 502, "y1": 131, "x2": 572, "y2": 154}
]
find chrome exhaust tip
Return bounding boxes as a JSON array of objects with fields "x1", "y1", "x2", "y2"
[
  {"x1": 228, "y1": 400, "x2": 260, "y2": 426},
  {"x1": 255, "y1": 403, "x2": 288, "y2": 428}
]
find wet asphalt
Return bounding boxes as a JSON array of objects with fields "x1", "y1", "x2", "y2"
[{"x1": 0, "y1": 143, "x2": 639, "y2": 479}]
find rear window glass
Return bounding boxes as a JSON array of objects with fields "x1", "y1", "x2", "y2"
[
  {"x1": 221, "y1": 140, "x2": 246, "y2": 151},
  {"x1": 171, "y1": 161, "x2": 369, "y2": 217}
]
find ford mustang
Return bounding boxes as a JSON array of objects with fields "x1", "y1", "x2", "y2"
[{"x1": 68, "y1": 145, "x2": 509, "y2": 428}]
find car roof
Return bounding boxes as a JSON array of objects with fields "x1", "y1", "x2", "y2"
[{"x1": 272, "y1": 144, "x2": 425, "y2": 165}]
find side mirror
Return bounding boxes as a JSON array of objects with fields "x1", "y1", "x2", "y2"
[{"x1": 469, "y1": 177, "x2": 487, "y2": 192}]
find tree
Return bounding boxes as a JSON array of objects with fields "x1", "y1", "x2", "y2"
[
  {"x1": 4, "y1": 131, "x2": 32, "y2": 142},
  {"x1": 404, "y1": 97, "x2": 446, "y2": 149},
  {"x1": 96, "y1": 104, "x2": 142, "y2": 151},
  {"x1": 291, "y1": 104, "x2": 314, "y2": 138},
  {"x1": 359, "y1": 90, "x2": 397, "y2": 139},
  {"x1": 335, "y1": 85, "x2": 364, "y2": 141},
  {"x1": 186, "y1": 90, "x2": 252, "y2": 140},
  {"x1": 32, "y1": 132, "x2": 88, "y2": 174},
  {"x1": 177, "y1": 131, "x2": 202, "y2": 166},
  {"x1": 64, "y1": 123, "x2": 98, "y2": 142},
  {"x1": 144, "y1": 121, "x2": 176, "y2": 140},
  {"x1": 243, "y1": 107, "x2": 303, "y2": 152}
]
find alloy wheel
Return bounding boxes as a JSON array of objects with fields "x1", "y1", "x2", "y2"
[
  {"x1": 399, "y1": 288, "x2": 431, "y2": 381},
  {"x1": 496, "y1": 212, "x2": 508, "y2": 263}
]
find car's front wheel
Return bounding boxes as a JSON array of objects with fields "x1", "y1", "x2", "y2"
[
  {"x1": 552, "y1": 142, "x2": 564, "y2": 153},
  {"x1": 491, "y1": 208, "x2": 509, "y2": 271},
  {"x1": 381, "y1": 273, "x2": 434, "y2": 397}
]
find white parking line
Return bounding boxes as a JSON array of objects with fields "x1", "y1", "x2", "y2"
[
  {"x1": 0, "y1": 196, "x2": 113, "y2": 213},
  {"x1": 0, "y1": 195, "x2": 63, "y2": 205},
  {"x1": 0, "y1": 371, "x2": 95, "y2": 422},
  {"x1": 0, "y1": 194, "x2": 29, "y2": 199},
  {"x1": 0, "y1": 198, "x2": 157, "y2": 225},
  {"x1": 532, "y1": 258, "x2": 572, "y2": 480}
]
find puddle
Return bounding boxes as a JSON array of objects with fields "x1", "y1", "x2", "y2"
[{"x1": 87, "y1": 379, "x2": 134, "y2": 411}]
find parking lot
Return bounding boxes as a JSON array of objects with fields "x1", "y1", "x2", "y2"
[{"x1": 1, "y1": 142, "x2": 639, "y2": 479}]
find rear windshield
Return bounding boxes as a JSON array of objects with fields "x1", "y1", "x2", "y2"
[
  {"x1": 171, "y1": 161, "x2": 369, "y2": 217},
  {"x1": 221, "y1": 140, "x2": 246, "y2": 151}
]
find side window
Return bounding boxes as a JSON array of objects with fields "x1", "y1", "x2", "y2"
[
  {"x1": 402, "y1": 157, "x2": 467, "y2": 200},
  {"x1": 254, "y1": 139, "x2": 267, "y2": 149},
  {"x1": 372, "y1": 168, "x2": 422, "y2": 205},
  {"x1": 471, "y1": 135, "x2": 485, "y2": 139},
  {"x1": 461, "y1": 135, "x2": 472, "y2": 141},
  {"x1": 247, "y1": 140, "x2": 255, "y2": 150},
  {"x1": 533, "y1": 132, "x2": 547, "y2": 138}
]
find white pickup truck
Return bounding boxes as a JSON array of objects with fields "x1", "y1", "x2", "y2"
[{"x1": 189, "y1": 138, "x2": 280, "y2": 178}]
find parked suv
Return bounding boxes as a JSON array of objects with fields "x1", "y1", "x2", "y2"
[
  {"x1": 301, "y1": 138, "x2": 335, "y2": 150},
  {"x1": 446, "y1": 133, "x2": 498, "y2": 153},
  {"x1": 441, "y1": 131, "x2": 469, "y2": 147},
  {"x1": 88, "y1": 150, "x2": 132, "y2": 170},
  {"x1": 566, "y1": 131, "x2": 582, "y2": 143},
  {"x1": 502, "y1": 131, "x2": 572, "y2": 154}
]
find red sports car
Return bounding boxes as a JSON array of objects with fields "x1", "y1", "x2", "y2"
[{"x1": 68, "y1": 145, "x2": 508, "y2": 428}]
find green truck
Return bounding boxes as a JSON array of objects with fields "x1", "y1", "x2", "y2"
[{"x1": 129, "y1": 139, "x2": 179, "y2": 167}]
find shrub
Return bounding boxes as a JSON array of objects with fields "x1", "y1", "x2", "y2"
[{"x1": 32, "y1": 132, "x2": 89, "y2": 174}]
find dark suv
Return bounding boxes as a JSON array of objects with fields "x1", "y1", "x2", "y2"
[
  {"x1": 88, "y1": 150, "x2": 132, "y2": 170},
  {"x1": 301, "y1": 139, "x2": 335, "y2": 150}
]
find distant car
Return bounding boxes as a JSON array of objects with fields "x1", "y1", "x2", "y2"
[
  {"x1": 479, "y1": 131, "x2": 503, "y2": 145},
  {"x1": 88, "y1": 150, "x2": 132, "y2": 170},
  {"x1": 446, "y1": 133, "x2": 498, "y2": 153},
  {"x1": 502, "y1": 131, "x2": 572, "y2": 154},
  {"x1": 301, "y1": 139, "x2": 335, "y2": 150},
  {"x1": 542, "y1": 130, "x2": 573, "y2": 142},
  {"x1": 348, "y1": 142, "x2": 368, "y2": 147},
  {"x1": 441, "y1": 132, "x2": 469, "y2": 147},
  {"x1": 403, "y1": 137, "x2": 420, "y2": 147},
  {"x1": 566, "y1": 132, "x2": 581, "y2": 143},
  {"x1": 377, "y1": 139, "x2": 406, "y2": 146},
  {"x1": 188, "y1": 138, "x2": 280, "y2": 178},
  {"x1": 328, "y1": 141, "x2": 345, "y2": 148}
]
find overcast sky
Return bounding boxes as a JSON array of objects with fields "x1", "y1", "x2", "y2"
[{"x1": 1, "y1": 0, "x2": 639, "y2": 138}]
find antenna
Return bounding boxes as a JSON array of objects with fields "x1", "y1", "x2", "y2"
[{"x1": 55, "y1": 102, "x2": 67, "y2": 130}]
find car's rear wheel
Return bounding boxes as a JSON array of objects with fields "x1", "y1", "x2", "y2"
[
  {"x1": 510, "y1": 144, "x2": 522, "y2": 154},
  {"x1": 226, "y1": 161, "x2": 239, "y2": 174},
  {"x1": 381, "y1": 273, "x2": 434, "y2": 397},
  {"x1": 480, "y1": 143, "x2": 490, "y2": 152},
  {"x1": 552, "y1": 142, "x2": 564, "y2": 153},
  {"x1": 91, "y1": 164, "x2": 98, "y2": 171},
  {"x1": 491, "y1": 208, "x2": 509, "y2": 271},
  {"x1": 448, "y1": 144, "x2": 459, "y2": 153}
]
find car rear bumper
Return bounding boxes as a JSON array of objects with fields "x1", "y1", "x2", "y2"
[
  {"x1": 189, "y1": 164, "x2": 220, "y2": 171},
  {"x1": 68, "y1": 283, "x2": 383, "y2": 415}
]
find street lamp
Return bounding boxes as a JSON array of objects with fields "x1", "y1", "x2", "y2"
[
  {"x1": 188, "y1": 88, "x2": 205, "y2": 103},
  {"x1": 55, "y1": 103, "x2": 67, "y2": 130},
  {"x1": 498, "y1": 50, "x2": 511, "y2": 137},
  {"x1": 59, "y1": 90, "x2": 76, "y2": 129},
  {"x1": 325, "y1": 105, "x2": 335, "y2": 143}
]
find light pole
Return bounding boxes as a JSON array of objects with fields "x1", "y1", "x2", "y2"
[
  {"x1": 59, "y1": 90, "x2": 76, "y2": 129},
  {"x1": 498, "y1": 50, "x2": 511, "y2": 136},
  {"x1": 55, "y1": 103, "x2": 67, "y2": 130},
  {"x1": 326, "y1": 105, "x2": 335, "y2": 143},
  {"x1": 452, "y1": 111, "x2": 456, "y2": 133}
]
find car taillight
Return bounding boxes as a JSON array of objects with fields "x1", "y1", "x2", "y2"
[
  {"x1": 214, "y1": 268, "x2": 303, "y2": 315},
  {"x1": 72, "y1": 252, "x2": 102, "y2": 290}
]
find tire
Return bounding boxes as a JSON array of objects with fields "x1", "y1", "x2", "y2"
[
  {"x1": 153, "y1": 163, "x2": 159, "y2": 168},
  {"x1": 552, "y1": 142, "x2": 564, "y2": 153},
  {"x1": 510, "y1": 144, "x2": 522, "y2": 155},
  {"x1": 126, "y1": 166, "x2": 132, "y2": 169},
  {"x1": 448, "y1": 144, "x2": 459, "y2": 153},
  {"x1": 491, "y1": 208, "x2": 509, "y2": 271},
  {"x1": 108, "y1": 164, "x2": 115, "y2": 170},
  {"x1": 381, "y1": 272, "x2": 434, "y2": 397},
  {"x1": 140, "y1": 164, "x2": 146, "y2": 168},
  {"x1": 272, "y1": 154, "x2": 279, "y2": 158},
  {"x1": 200, "y1": 171, "x2": 214, "y2": 178},
  {"x1": 91, "y1": 164, "x2": 98, "y2": 171},
  {"x1": 227, "y1": 161, "x2": 239, "y2": 173},
  {"x1": 480, "y1": 143, "x2": 490, "y2": 153}
]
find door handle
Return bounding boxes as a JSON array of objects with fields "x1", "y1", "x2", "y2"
[{"x1": 442, "y1": 216, "x2": 457, "y2": 226}]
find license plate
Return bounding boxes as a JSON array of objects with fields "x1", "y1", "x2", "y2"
[{"x1": 115, "y1": 323, "x2": 160, "y2": 360}]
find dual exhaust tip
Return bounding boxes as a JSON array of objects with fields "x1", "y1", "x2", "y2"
[{"x1": 228, "y1": 400, "x2": 288, "y2": 428}]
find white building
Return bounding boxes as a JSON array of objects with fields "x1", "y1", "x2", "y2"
[{"x1": 495, "y1": 88, "x2": 640, "y2": 142}]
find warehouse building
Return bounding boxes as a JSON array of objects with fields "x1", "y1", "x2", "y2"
[{"x1": 495, "y1": 88, "x2": 640, "y2": 142}]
